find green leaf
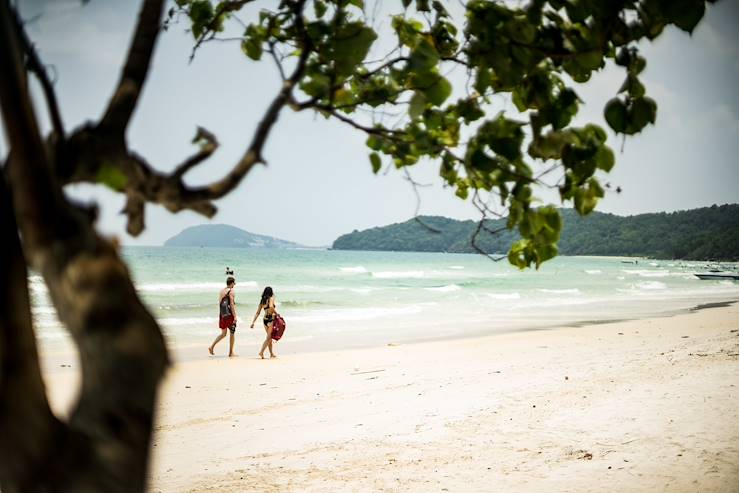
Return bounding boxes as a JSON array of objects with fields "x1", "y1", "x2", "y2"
[
  {"x1": 604, "y1": 98, "x2": 628, "y2": 133},
  {"x1": 619, "y1": 74, "x2": 645, "y2": 98},
  {"x1": 314, "y1": 0, "x2": 327, "y2": 18},
  {"x1": 481, "y1": 114, "x2": 525, "y2": 161},
  {"x1": 528, "y1": 130, "x2": 574, "y2": 160},
  {"x1": 534, "y1": 242, "x2": 558, "y2": 268},
  {"x1": 416, "y1": 0, "x2": 431, "y2": 12},
  {"x1": 468, "y1": 148, "x2": 498, "y2": 172},
  {"x1": 455, "y1": 180, "x2": 469, "y2": 199},
  {"x1": 392, "y1": 16, "x2": 423, "y2": 48},
  {"x1": 474, "y1": 68, "x2": 492, "y2": 94},
  {"x1": 508, "y1": 239, "x2": 531, "y2": 269},
  {"x1": 366, "y1": 134, "x2": 383, "y2": 151},
  {"x1": 594, "y1": 146, "x2": 615, "y2": 172},
  {"x1": 455, "y1": 98, "x2": 485, "y2": 123},
  {"x1": 615, "y1": 47, "x2": 631, "y2": 67},
  {"x1": 423, "y1": 76, "x2": 452, "y2": 106},
  {"x1": 190, "y1": 0, "x2": 214, "y2": 39},
  {"x1": 330, "y1": 23, "x2": 377, "y2": 76},
  {"x1": 507, "y1": 200, "x2": 523, "y2": 229},
  {"x1": 564, "y1": 0, "x2": 588, "y2": 23},
  {"x1": 629, "y1": 96, "x2": 657, "y2": 132},
  {"x1": 631, "y1": 56, "x2": 646, "y2": 75},
  {"x1": 300, "y1": 72, "x2": 331, "y2": 98},
  {"x1": 96, "y1": 163, "x2": 128, "y2": 192},
  {"x1": 369, "y1": 152, "x2": 382, "y2": 173},
  {"x1": 409, "y1": 91, "x2": 427, "y2": 119},
  {"x1": 241, "y1": 37, "x2": 262, "y2": 60},
  {"x1": 408, "y1": 38, "x2": 439, "y2": 72},
  {"x1": 573, "y1": 177, "x2": 604, "y2": 215},
  {"x1": 439, "y1": 153, "x2": 458, "y2": 185},
  {"x1": 666, "y1": 0, "x2": 705, "y2": 33},
  {"x1": 540, "y1": 206, "x2": 562, "y2": 234},
  {"x1": 432, "y1": 1, "x2": 450, "y2": 17}
]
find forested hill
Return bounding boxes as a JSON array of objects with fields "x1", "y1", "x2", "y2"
[
  {"x1": 331, "y1": 204, "x2": 739, "y2": 261},
  {"x1": 164, "y1": 224, "x2": 303, "y2": 249}
]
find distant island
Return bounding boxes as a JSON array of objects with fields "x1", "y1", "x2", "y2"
[
  {"x1": 164, "y1": 224, "x2": 304, "y2": 249},
  {"x1": 332, "y1": 204, "x2": 739, "y2": 261}
]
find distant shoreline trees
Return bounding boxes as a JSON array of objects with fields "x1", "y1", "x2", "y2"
[{"x1": 333, "y1": 205, "x2": 739, "y2": 261}]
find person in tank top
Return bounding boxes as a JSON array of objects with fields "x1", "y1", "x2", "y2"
[{"x1": 209, "y1": 276, "x2": 245, "y2": 357}]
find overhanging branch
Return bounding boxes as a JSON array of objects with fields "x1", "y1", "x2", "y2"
[
  {"x1": 101, "y1": 0, "x2": 164, "y2": 133},
  {"x1": 8, "y1": 6, "x2": 64, "y2": 138}
]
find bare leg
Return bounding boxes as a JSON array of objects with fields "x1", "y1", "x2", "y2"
[
  {"x1": 268, "y1": 336, "x2": 276, "y2": 358},
  {"x1": 209, "y1": 329, "x2": 227, "y2": 355},
  {"x1": 259, "y1": 323, "x2": 273, "y2": 359},
  {"x1": 228, "y1": 331, "x2": 237, "y2": 357}
]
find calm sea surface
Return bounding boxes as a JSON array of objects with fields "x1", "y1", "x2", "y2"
[{"x1": 29, "y1": 247, "x2": 739, "y2": 360}]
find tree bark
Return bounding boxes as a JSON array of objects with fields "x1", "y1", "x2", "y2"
[
  {"x1": 0, "y1": 0, "x2": 169, "y2": 490},
  {"x1": 0, "y1": 169, "x2": 65, "y2": 493}
]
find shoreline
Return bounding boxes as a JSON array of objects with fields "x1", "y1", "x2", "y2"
[
  {"x1": 37, "y1": 297, "x2": 739, "y2": 370},
  {"x1": 43, "y1": 301, "x2": 739, "y2": 491},
  {"x1": 169, "y1": 296, "x2": 739, "y2": 364}
]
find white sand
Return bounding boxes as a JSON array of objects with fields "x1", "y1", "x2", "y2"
[{"x1": 45, "y1": 303, "x2": 739, "y2": 492}]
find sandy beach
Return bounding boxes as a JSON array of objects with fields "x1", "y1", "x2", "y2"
[{"x1": 44, "y1": 302, "x2": 739, "y2": 492}]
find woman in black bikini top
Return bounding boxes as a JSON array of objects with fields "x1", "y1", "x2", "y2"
[{"x1": 251, "y1": 286, "x2": 278, "y2": 359}]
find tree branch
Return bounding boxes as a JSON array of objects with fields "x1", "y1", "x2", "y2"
[
  {"x1": 188, "y1": 0, "x2": 257, "y2": 62},
  {"x1": 53, "y1": 0, "x2": 313, "y2": 223},
  {"x1": 9, "y1": 5, "x2": 64, "y2": 138},
  {"x1": 184, "y1": 0, "x2": 311, "y2": 202},
  {"x1": 402, "y1": 167, "x2": 442, "y2": 234},
  {"x1": 101, "y1": 0, "x2": 165, "y2": 133},
  {"x1": 470, "y1": 217, "x2": 507, "y2": 262},
  {"x1": 173, "y1": 126, "x2": 219, "y2": 179},
  {"x1": 470, "y1": 191, "x2": 507, "y2": 262}
]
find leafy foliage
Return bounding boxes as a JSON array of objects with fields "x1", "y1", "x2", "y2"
[
  {"x1": 173, "y1": 0, "x2": 713, "y2": 268},
  {"x1": 332, "y1": 205, "x2": 739, "y2": 262}
]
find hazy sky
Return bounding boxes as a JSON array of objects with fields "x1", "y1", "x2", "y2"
[{"x1": 4, "y1": 0, "x2": 739, "y2": 246}]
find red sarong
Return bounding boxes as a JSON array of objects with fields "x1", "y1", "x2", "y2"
[
  {"x1": 219, "y1": 315, "x2": 235, "y2": 330},
  {"x1": 271, "y1": 315, "x2": 286, "y2": 341}
]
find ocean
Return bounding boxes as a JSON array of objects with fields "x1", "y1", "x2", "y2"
[{"x1": 29, "y1": 247, "x2": 739, "y2": 360}]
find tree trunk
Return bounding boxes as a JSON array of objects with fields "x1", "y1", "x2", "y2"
[{"x1": 0, "y1": 1, "x2": 169, "y2": 490}]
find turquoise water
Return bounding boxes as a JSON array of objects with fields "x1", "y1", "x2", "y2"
[{"x1": 29, "y1": 247, "x2": 739, "y2": 358}]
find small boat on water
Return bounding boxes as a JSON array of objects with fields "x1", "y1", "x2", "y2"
[{"x1": 695, "y1": 272, "x2": 739, "y2": 281}]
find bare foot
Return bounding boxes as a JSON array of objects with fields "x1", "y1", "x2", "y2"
[
  {"x1": 270, "y1": 354, "x2": 277, "y2": 359},
  {"x1": 228, "y1": 353, "x2": 238, "y2": 358},
  {"x1": 258, "y1": 352, "x2": 264, "y2": 359},
  {"x1": 208, "y1": 346, "x2": 214, "y2": 355}
]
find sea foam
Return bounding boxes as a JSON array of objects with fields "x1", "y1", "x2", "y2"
[
  {"x1": 425, "y1": 284, "x2": 462, "y2": 292},
  {"x1": 622, "y1": 269, "x2": 670, "y2": 278},
  {"x1": 371, "y1": 270, "x2": 425, "y2": 279},
  {"x1": 137, "y1": 281, "x2": 258, "y2": 292},
  {"x1": 538, "y1": 288, "x2": 582, "y2": 295},
  {"x1": 485, "y1": 292, "x2": 521, "y2": 300}
]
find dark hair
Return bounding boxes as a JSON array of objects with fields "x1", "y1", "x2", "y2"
[
  {"x1": 260, "y1": 286, "x2": 273, "y2": 306},
  {"x1": 226, "y1": 276, "x2": 235, "y2": 286}
]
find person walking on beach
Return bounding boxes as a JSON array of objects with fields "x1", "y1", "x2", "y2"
[
  {"x1": 251, "y1": 286, "x2": 278, "y2": 359},
  {"x1": 209, "y1": 276, "x2": 242, "y2": 357}
]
